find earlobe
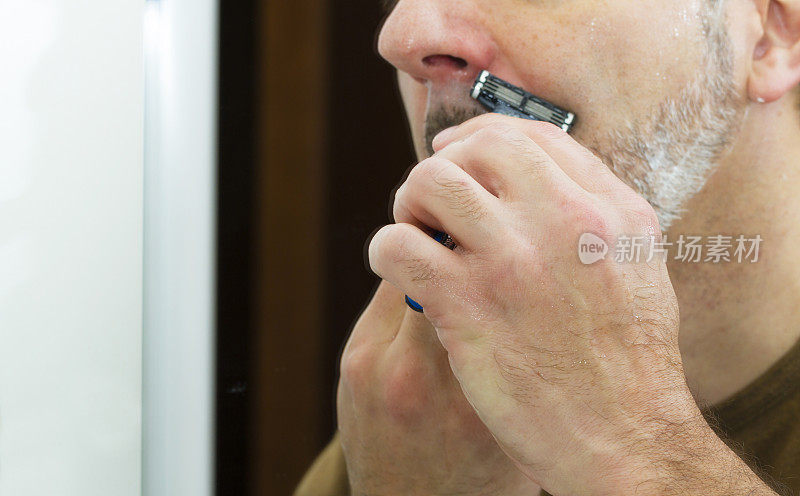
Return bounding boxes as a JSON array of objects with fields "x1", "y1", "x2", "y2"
[
  {"x1": 747, "y1": 0, "x2": 800, "y2": 103},
  {"x1": 748, "y1": 40, "x2": 800, "y2": 102}
]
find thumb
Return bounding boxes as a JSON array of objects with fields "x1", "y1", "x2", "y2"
[{"x1": 346, "y1": 281, "x2": 407, "y2": 349}]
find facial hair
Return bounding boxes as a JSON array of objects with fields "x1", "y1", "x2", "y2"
[
  {"x1": 422, "y1": 1, "x2": 744, "y2": 231},
  {"x1": 592, "y1": 0, "x2": 744, "y2": 230},
  {"x1": 424, "y1": 103, "x2": 487, "y2": 157}
]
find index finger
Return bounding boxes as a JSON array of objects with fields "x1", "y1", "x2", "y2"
[{"x1": 433, "y1": 113, "x2": 625, "y2": 198}]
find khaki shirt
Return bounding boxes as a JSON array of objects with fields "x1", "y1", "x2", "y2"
[{"x1": 295, "y1": 337, "x2": 800, "y2": 495}]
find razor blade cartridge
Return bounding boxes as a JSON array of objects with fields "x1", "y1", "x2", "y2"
[{"x1": 470, "y1": 70, "x2": 576, "y2": 132}]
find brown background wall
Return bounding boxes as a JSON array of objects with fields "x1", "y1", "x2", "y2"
[{"x1": 237, "y1": 1, "x2": 416, "y2": 495}]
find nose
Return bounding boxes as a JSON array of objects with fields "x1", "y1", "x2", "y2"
[{"x1": 377, "y1": 0, "x2": 497, "y2": 86}]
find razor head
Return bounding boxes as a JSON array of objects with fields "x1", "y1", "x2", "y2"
[{"x1": 470, "y1": 70, "x2": 576, "y2": 132}]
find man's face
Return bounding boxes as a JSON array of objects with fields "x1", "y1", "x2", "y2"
[{"x1": 377, "y1": 0, "x2": 747, "y2": 230}]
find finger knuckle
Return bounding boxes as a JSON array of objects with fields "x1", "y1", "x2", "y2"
[
  {"x1": 563, "y1": 198, "x2": 611, "y2": 238},
  {"x1": 386, "y1": 225, "x2": 438, "y2": 283},
  {"x1": 340, "y1": 345, "x2": 375, "y2": 387},
  {"x1": 427, "y1": 164, "x2": 488, "y2": 225},
  {"x1": 391, "y1": 185, "x2": 411, "y2": 223},
  {"x1": 382, "y1": 224, "x2": 412, "y2": 258},
  {"x1": 622, "y1": 195, "x2": 662, "y2": 237},
  {"x1": 383, "y1": 360, "x2": 429, "y2": 424},
  {"x1": 371, "y1": 224, "x2": 399, "y2": 262},
  {"x1": 412, "y1": 156, "x2": 452, "y2": 185}
]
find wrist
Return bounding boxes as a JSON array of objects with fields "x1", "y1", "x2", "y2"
[{"x1": 604, "y1": 408, "x2": 772, "y2": 496}]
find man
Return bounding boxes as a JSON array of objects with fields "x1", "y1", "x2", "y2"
[{"x1": 296, "y1": 0, "x2": 800, "y2": 494}]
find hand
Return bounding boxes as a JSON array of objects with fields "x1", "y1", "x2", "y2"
[
  {"x1": 337, "y1": 280, "x2": 541, "y2": 496},
  {"x1": 367, "y1": 114, "x2": 719, "y2": 495}
]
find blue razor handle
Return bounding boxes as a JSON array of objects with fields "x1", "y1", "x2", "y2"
[
  {"x1": 405, "y1": 230, "x2": 454, "y2": 313},
  {"x1": 405, "y1": 295, "x2": 424, "y2": 313}
]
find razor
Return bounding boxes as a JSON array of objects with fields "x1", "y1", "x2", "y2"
[
  {"x1": 471, "y1": 70, "x2": 576, "y2": 132},
  {"x1": 405, "y1": 71, "x2": 577, "y2": 312}
]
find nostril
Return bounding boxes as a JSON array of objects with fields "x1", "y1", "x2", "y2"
[{"x1": 422, "y1": 54, "x2": 468, "y2": 70}]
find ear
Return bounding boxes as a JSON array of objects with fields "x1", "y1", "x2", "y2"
[{"x1": 748, "y1": 0, "x2": 800, "y2": 103}]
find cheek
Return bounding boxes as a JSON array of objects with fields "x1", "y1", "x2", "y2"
[
  {"x1": 494, "y1": 1, "x2": 709, "y2": 133},
  {"x1": 593, "y1": 3, "x2": 707, "y2": 96}
]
